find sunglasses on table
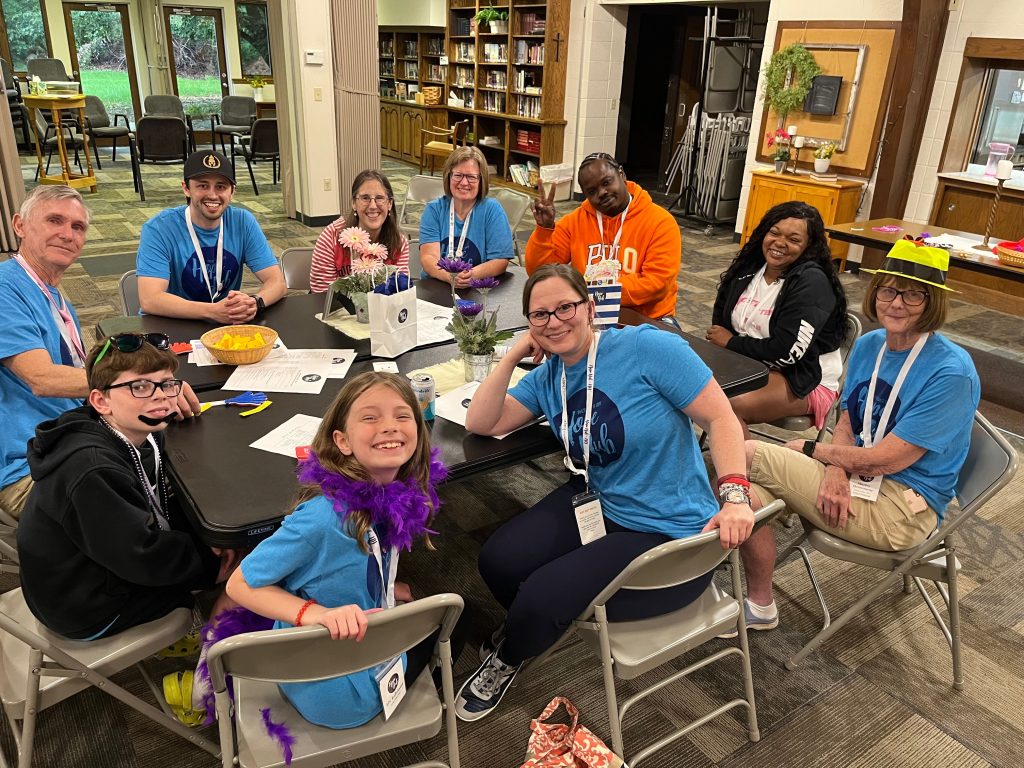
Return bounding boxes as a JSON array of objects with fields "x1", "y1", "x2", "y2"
[
  {"x1": 107, "y1": 378, "x2": 184, "y2": 398},
  {"x1": 94, "y1": 333, "x2": 171, "y2": 364}
]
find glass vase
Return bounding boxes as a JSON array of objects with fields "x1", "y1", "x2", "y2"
[{"x1": 463, "y1": 352, "x2": 492, "y2": 382}]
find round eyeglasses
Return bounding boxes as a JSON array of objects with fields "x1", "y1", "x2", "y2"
[
  {"x1": 876, "y1": 286, "x2": 928, "y2": 306},
  {"x1": 106, "y1": 379, "x2": 184, "y2": 398},
  {"x1": 526, "y1": 299, "x2": 588, "y2": 327},
  {"x1": 355, "y1": 194, "x2": 390, "y2": 206}
]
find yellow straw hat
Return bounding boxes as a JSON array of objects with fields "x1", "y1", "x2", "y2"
[{"x1": 862, "y1": 238, "x2": 955, "y2": 291}]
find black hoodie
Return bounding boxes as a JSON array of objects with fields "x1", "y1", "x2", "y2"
[{"x1": 17, "y1": 406, "x2": 220, "y2": 639}]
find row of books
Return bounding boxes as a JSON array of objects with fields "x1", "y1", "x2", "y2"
[
  {"x1": 518, "y1": 13, "x2": 546, "y2": 35},
  {"x1": 452, "y1": 16, "x2": 472, "y2": 36},
  {"x1": 379, "y1": 40, "x2": 394, "y2": 56},
  {"x1": 515, "y1": 128, "x2": 541, "y2": 152},
  {"x1": 508, "y1": 160, "x2": 540, "y2": 188},
  {"x1": 379, "y1": 61, "x2": 395, "y2": 77},
  {"x1": 514, "y1": 41, "x2": 544, "y2": 65},
  {"x1": 452, "y1": 42, "x2": 475, "y2": 63},
  {"x1": 426, "y1": 64, "x2": 447, "y2": 82},
  {"x1": 481, "y1": 43, "x2": 508, "y2": 63},
  {"x1": 483, "y1": 70, "x2": 508, "y2": 88},
  {"x1": 401, "y1": 41, "x2": 417, "y2": 58},
  {"x1": 425, "y1": 37, "x2": 445, "y2": 55},
  {"x1": 479, "y1": 91, "x2": 507, "y2": 113},
  {"x1": 514, "y1": 95, "x2": 542, "y2": 119},
  {"x1": 402, "y1": 63, "x2": 419, "y2": 79},
  {"x1": 513, "y1": 69, "x2": 541, "y2": 92},
  {"x1": 453, "y1": 66, "x2": 474, "y2": 87}
]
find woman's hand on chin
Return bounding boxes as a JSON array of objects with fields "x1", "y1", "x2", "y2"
[{"x1": 512, "y1": 331, "x2": 547, "y2": 364}]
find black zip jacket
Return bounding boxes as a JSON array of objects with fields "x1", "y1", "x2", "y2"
[
  {"x1": 711, "y1": 259, "x2": 845, "y2": 398},
  {"x1": 17, "y1": 406, "x2": 219, "y2": 639}
]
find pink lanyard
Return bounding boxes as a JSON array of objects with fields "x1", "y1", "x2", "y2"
[{"x1": 14, "y1": 254, "x2": 86, "y2": 366}]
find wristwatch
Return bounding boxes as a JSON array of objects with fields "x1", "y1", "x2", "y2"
[
  {"x1": 802, "y1": 439, "x2": 816, "y2": 458},
  {"x1": 252, "y1": 295, "x2": 266, "y2": 318},
  {"x1": 719, "y1": 487, "x2": 751, "y2": 506}
]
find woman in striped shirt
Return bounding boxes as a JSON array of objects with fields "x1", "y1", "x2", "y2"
[{"x1": 309, "y1": 169, "x2": 410, "y2": 293}]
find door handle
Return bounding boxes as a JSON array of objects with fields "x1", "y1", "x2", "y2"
[{"x1": 947, "y1": 203, "x2": 956, "y2": 211}]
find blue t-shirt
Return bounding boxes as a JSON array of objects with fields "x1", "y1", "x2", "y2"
[
  {"x1": 509, "y1": 325, "x2": 718, "y2": 538},
  {"x1": 136, "y1": 205, "x2": 277, "y2": 303},
  {"x1": 0, "y1": 259, "x2": 83, "y2": 489},
  {"x1": 842, "y1": 329, "x2": 980, "y2": 519},
  {"x1": 240, "y1": 495, "x2": 402, "y2": 729},
  {"x1": 419, "y1": 196, "x2": 513, "y2": 267}
]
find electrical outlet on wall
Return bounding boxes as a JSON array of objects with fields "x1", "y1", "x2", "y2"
[
  {"x1": 323, "y1": 179, "x2": 331, "y2": 191},
  {"x1": 313, "y1": 87, "x2": 323, "y2": 102}
]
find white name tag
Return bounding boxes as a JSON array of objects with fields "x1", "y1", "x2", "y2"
[
  {"x1": 849, "y1": 473, "x2": 883, "y2": 502},
  {"x1": 375, "y1": 656, "x2": 406, "y2": 720},
  {"x1": 572, "y1": 491, "x2": 606, "y2": 545}
]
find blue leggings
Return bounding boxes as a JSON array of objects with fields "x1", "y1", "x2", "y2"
[{"x1": 479, "y1": 478, "x2": 714, "y2": 665}]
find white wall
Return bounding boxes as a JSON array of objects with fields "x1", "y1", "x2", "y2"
[
  {"x1": 377, "y1": 0, "x2": 446, "y2": 27},
  {"x1": 904, "y1": 0, "x2": 1024, "y2": 224}
]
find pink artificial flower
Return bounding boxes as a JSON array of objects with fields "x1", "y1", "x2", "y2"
[
  {"x1": 351, "y1": 255, "x2": 381, "y2": 274},
  {"x1": 364, "y1": 242, "x2": 389, "y2": 259},
  {"x1": 337, "y1": 226, "x2": 371, "y2": 251}
]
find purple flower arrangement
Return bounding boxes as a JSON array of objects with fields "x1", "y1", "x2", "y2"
[{"x1": 437, "y1": 259, "x2": 511, "y2": 356}]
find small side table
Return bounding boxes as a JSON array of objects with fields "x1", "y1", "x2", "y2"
[{"x1": 23, "y1": 93, "x2": 97, "y2": 193}]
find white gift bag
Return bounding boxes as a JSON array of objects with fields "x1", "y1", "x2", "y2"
[{"x1": 369, "y1": 284, "x2": 418, "y2": 358}]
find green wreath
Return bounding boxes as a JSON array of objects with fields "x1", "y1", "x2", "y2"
[{"x1": 762, "y1": 43, "x2": 822, "y2": 123}]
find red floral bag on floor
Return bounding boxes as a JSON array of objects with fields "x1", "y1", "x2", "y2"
[{"x1": 519, "y1": 697, "x2": 625, "y2": 768}]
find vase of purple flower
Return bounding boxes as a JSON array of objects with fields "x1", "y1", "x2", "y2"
[{"x1": 435, "y1": 261, "x2": 513, "y2": 381}]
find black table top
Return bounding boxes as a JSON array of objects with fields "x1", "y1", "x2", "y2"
[
  {"x1": 96, "y1": 268, "x2": 530, "y2": 392},
  {"x1": 166, "y1": 316, "x2": 768, "y2": 548}
]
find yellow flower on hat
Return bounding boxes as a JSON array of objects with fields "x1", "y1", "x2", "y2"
[{"x1": 862, "y1": 238, "x2": 955, "y2": 291}]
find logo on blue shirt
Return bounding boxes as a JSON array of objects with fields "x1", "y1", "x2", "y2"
[
  {"x1": 182, "y1": 246, "x2": 241, "y2": 302},
  {"x1": 440, "y1": 237, "x2": 483, "y2": 267},
  {"x1": 847, "y1": 379, "x2": 902, "y2": 441},
  {"x1": 559, "y1": 387, "x2": 624, "y2": 467}
]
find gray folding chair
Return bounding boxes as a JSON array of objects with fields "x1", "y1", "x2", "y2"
[
  {"x1": 210, "y1": 95, "x2": 256, "y2": 159},
  {"x1": 490, "y1": 187, "x2": 531, "y2": 266},
  {"x1": 238, "y1": 118, "x2": 279, "y2": 195},
  {"x1": 398, "y1": 174, "x2": 445, "y2": 242},
  {"x1": 119, "y1": 270, "x2": 140, "y2": 316},
  {"x1": 144, "y1": 94, "x2": 195, "y2": 152},
  {"x1": 280, "y1": 247, "x2": 314, "y2": 291},
  {"x1": 781, "y1": 412, "x2": 1018, "y2": 689},
  {"x1": 0, "y1": 508, "x2": 18, "y2": 575},
  {"x1": 0, "y1": 589, "x2": 219, "y2": 767},
  {"x1": 207, "y1": 593, "x2": 463, "y2": 768},
  {"x1": 528, "y1": 500, "x2": 786, "y2": 768},
  {"x1": 25, "y1": 58, "x2": 72, "y2": 83},
  {"x1": 83, "y1": 95, "x2": 131, "y2": 169}
]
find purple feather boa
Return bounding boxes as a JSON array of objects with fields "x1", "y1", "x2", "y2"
[
  {"x1": 261, "y1": 708, "x2": 297, "y2": 765},
  {"x1": 195, "y1": 607, "x2": 275, "y2": 724},
  {"x1": 295, "y1": 447, "x2": 447, "y2": 551}
]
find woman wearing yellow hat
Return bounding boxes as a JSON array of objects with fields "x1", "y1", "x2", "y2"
[{"x1": 729, "y1": 239, "x2": 980, "y2": 631}]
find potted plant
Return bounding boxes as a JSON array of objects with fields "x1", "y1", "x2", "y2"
[
  {"x1": 766, "y1": 128, "x2": 791, "y2": 173},
  {"x1": 762, "y1": 43, "x2": 821, "y2": 126},
  {"x1": 437, "y1": 261, "x2": 512, "y2": 381},
  {"x1": 814, "y1": 141, "x2": 836, "y2": 173},
  {"x1": 475, "y1": 6, "x2": 509, "y2": 34},
  {"x1": 247, "y1": 75, "x2": 267, "y2": 100},
  {"x1": 330, "y1": 228, "x2": 392, "y2": 323}
]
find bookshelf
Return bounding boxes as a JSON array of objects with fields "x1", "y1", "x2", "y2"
[
  {"x1": 379, "y1": 27, "x2": 449, "y2": 165},
  {"x1": 444, "y1": 0, "x2": 569, "y2": 195}
]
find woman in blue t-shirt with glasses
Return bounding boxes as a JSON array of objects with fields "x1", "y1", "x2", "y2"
[{"x1": 453, "y1": 263, "x2": 755, "y2": 722}]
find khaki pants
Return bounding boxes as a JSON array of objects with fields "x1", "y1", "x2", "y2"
[
  {"x1": 0, "y1": 474, "x2": 34, "y2": 522},
  {"x1": 750, "y1": 443, "x2": 936, "y2": 552}
]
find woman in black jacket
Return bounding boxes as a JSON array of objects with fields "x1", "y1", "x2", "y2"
[{"x1": 706, "y1": 201, "x2": 847, "y2": 435}]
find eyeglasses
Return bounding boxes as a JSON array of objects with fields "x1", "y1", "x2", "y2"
[
  {"x1": 876, "y1": 286, "x2": 928, "y2": 306},
  {"x1": 450, "y1": 172, "x2": 480, "y2": 184},
  {"x1": 526, "y1": 299, "x2": 588, "y2": 326},
  {"x1": 355, "y1": 194, "x2": 390, "y2": 206},
  {"x1": 579, "y1": 152, "x2": 621, "y2": 171},
  {"x1": 94, "y1": 333, "x2": 171, "y2": 364},
  {"x1": 106, "y1": 378, "x2": 183, "y2": 398}
]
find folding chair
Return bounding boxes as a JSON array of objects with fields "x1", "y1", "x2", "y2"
[
  {"x1": 781, "y1": 412, "x2": 1018, "y2": 689},
  {"x1": 207, "y1": 593, "x2": 463, "y2": 768},
  {"x1": 238, "y1": 118, "x2": 279, "y2": 196},
  {"x1": 279, "y1": 247, "x2": 314, "y2": 291},
  {"x1": 490, "y1": 186, "x2": 531, "y2": 266},
  {"x1": 398, "y1": 174, "x2": 445, "y2": 242},
  {"x1": 419, "y1": 120, "x2": 469, "y2": 175},
  {"x1": 527, "y1": 500, "x2": 786, "y2": 768},
  {"x1": 0, "y1": 508, "x2": 18, "y2": 575},
  {"x1": 0, "y1": 590, "x2": 219, "y2": 767},
  {"x1": 118, "y1": 270, "x2": 140, "y2": 316}
]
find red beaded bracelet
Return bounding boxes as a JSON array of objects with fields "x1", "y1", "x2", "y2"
[
  {"x1": 295, "y1": 598, "x2": 317, "y2": 627},
  {"x1": 718, "y1": 474, "x2": 750, "y2": 488}
]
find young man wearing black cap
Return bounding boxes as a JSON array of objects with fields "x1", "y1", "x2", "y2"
[{"x1": 135, "y1": 150, "x2": 286, "y2": 323}]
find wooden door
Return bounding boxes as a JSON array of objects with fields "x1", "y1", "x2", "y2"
[
  {"x1": 63, "y1": 3, "x2": 142, "y2": 125},
  {"x1": 406, "y1": 107, "x2": 425, "y2": 162}
]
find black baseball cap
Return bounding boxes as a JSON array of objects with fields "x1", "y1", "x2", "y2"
[{"x1": 183, "y1": 150, "x2": 235, "y2": 185}]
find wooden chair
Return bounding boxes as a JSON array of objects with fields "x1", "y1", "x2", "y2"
[{"x1": 419, "y1": 120, "x2": 469, "y2": 175}]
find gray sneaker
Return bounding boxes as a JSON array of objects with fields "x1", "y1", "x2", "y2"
[
  {"x1": 478, "y1": 626, "x2": 505, "y2": 663},
  {"x1": 718, "y1": 599, "x2": 778, "y2": 639},
  {"x1": 455, "y1": 642, "x2": 521, "y2": 722}
]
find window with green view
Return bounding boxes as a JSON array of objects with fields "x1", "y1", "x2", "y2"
[
  {"x1": 236, "y1": 1, "x2": 271, "y2": 78},
  {"x1": 1, "y1": 0, "x2": 48, "y2": 71}
]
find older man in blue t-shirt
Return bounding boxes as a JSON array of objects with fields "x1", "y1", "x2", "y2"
[
  {"x1": 0, "y1": 186, "x2": 202, "y2": 520},
  {"x1": 136, "y1": 150, "x2": 286, "y2": 324}
]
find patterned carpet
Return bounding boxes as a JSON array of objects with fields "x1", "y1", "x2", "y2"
[{"x1": 3, "y1": 154, "x2": 1024, "y2": 767}]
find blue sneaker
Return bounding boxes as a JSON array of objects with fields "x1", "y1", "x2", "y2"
[
  {"x1": 478, "y1": 626, "x2": 505, "y2": 663},
  {"x1": 455, "y1": 642, "x2": 521, "y2": 722},
  {"x1": 718, "y1": 599, "x2": 778, "y2": 639}
]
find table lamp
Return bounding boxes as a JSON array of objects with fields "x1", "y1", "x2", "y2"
[{"x1": 973, "y1": 160, "x2": 1013, "y2": 252}]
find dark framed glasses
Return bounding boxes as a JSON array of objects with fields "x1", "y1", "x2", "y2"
[
  {"x1": 876, "y1": 286, "x2": 928, "y2": 306},
  {"x1": 526, "y1": 299, "x2": 588, "y2": 326},
  {"x1": 107, "y1": 378, "x2": 183, "y2": 398},
  {"x1": 95, "y1": 333, "x2": 171, "y2": 364}
]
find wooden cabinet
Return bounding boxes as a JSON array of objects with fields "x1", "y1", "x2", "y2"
[
  {"x1": 379, "y1": 101, "x2": 446, "y2": 164},
  {"x1": 742, "y1": 171, "x2": 865, "y2": 265},
  {"x1": 378, "y1": 28, "x2": 447, "y2": 100},
  {"x1": 929, "y1": 176, "x2": 1024, "y2": 242},
  {"x1": 380, "y1": 102, "x2": 402, "y2": 157}
]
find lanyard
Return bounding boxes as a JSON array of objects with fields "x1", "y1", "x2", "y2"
[
  {"x1": 860, "y1": 334, "x2": 929, "y2": 448},
  {"x1": 14, "y1": 254, "x2": 86, "y2": 366},
  {"x1": 184, "y1": 207, "x2": 225, "y2": 302},
  {"x1": 367, "y1": 528, "x2": 398, "y2": 610},
  {"x1": 100, "y1": 419, "x2": 169, "y2": 530},
  {"x1": 560, "y1": 331, "x2": 600, "y2": 487},
  {"x1": 595, "y1": 196, "x2": 630, "y2": 264},
  {"x1": 447, "y1": 202, "x2": 473, "y2": 261}
]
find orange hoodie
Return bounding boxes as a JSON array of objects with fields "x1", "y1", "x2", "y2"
[{"x1": 524, "y1": 181, "x2": 681, "y2": 319}]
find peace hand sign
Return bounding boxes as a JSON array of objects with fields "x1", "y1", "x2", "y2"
[{"x1": 529, "y1": 179, "x2": 559, "y2": 229}]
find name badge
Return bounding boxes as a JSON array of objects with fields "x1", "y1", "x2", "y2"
[
  {"x1": 849, "y1": 473, "x2": 883, "y2": 502},
  {"x1": 572, "y1": 491, "x2": 606, "y2": 545},
  {"x1": 375, "y1": 656, "x2": 406, "y2": 720}
]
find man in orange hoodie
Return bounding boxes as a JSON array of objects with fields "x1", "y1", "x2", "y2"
[{"x1": 525, "y1": 152, "x2": 681, "y2": 321}]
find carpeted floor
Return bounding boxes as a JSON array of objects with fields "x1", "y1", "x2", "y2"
[{"x1": 3, "y1": 155, "x2": 1023, "y2": 767}]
